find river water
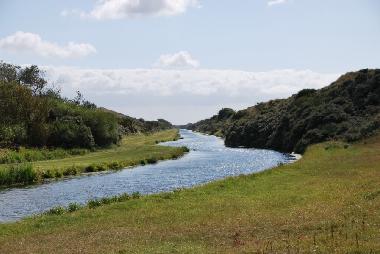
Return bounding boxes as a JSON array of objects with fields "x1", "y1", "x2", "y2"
[{"x1": 0, "y1": 129, "x2": 291, "y2": 222}]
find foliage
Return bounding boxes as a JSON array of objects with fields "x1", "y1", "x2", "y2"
[
  {"x1": 189, "y1": 69, "x2": 380, "y2": 153},
  {"x1": 0, "y1": 61, "x2": 175, "y2": 151},
  {"x1": 184, "y1": 108, "x2": 236, "y2": 137},
  {"x1": 0, "y1": 163, "x2": 37, "y2": 186}
]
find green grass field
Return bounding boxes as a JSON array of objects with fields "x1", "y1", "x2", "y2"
[
  {"x1": 0, "y1": 129, "x2": 186, "y2": 187},
  {"x1": 0, "y1": 134, "x2": 379, "y2": 253}
]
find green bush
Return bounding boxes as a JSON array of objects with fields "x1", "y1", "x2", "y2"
[
  {"x1": 45, "y1": 206, "x2": 65, "y2": 215},
  {"x1": 88, "y1": 199, "x2": 102, "y2": 209},
  {"x1": 68, "y1": 203, "x2": 81, "y2": 212},
  {"x1": 0, "y1": 163, "x2": 37, "y2": 186},
  {"x1": 146, "y1": 157, "x2": 158, "y2": 164},
  {"x1": 48, "y1": 116, "x2": 95, "y2": 149},
  {"x1": 62, "y1": 166, "x2": 81, "y2": 176},
  {"x1": 132, "y1": 192, "x2": 141, "y2": 199}
]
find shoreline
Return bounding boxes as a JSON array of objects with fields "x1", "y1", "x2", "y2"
[
  {"x1": 0, "y1": 129, "x2": 187, "y2": 189},
  {"x1": 0, "y1": 134, "x2": 378, "y2": 252}
]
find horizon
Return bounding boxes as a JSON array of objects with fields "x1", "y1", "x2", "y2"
[{"x1": 1, "y1": 0, "x2": 379, "y2": 124}]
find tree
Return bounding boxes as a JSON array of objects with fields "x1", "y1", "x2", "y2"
[{"x1": 18, "y1": 65, "x2": 47, "y2": 95}]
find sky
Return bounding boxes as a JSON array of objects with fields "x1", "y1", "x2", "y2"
[{"x1": 0, "y1": 0, "x2": 379, "y2": 124}]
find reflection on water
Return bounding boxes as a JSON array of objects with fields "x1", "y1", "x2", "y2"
[{"x1": 0, "y1": 129, "x2": 290, "y2": 222}]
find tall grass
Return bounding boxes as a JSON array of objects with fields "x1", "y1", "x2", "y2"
[
  {"x1": 0, "y1": 147, "x2": 89, "y2": 164},
  {"x1": 45, "y1": 192, "x2": 140, "y2": 215},
  {"x1": 0, "y1": 132, "x2": 188, "y2": 187},
  {"x1": 0, "y1": 163, "x2": 37, "y2": 186},
  {"x1": 0, "y1": 130, "x2": 187, "y2": 188}
]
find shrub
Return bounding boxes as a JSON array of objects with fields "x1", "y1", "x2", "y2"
[
  {"x1": 88, "y1": 199, "x2": 102, "y2": 209},
  {"x1": 95, "y1": 163, "x2": 107, "y2": 171},
  {"x1": 54, "y1": 171, "x2": 63, "y2": 178},
  {"x1": 181, "y1": 146, "x2": 190, "y2": 152},
  {"x1": 45, "y1": 206, "x2": 65, "y2": 215},
  {"x1": 42, "y1": 169, "x2": 54, "y2": 179},
  {"x1": 118, "y1": 193, "x2": 131, "y2": 202},
  {"x1": 100, "y1": 197, "x2": 112, "y2": 205},
  {"x1": 107, "y1": 161, "x2": 121, "y2": 170},
  {"x1": 0, "y1": 163, "x2": 37, "y2": 186},
  {"x1": 132, "y1": 192, "x2": 141, "y2": 199},
  {"x1": 48, "y1": 116, "x2": 95, "y2": 149},
  {"x1": 62, "y1": 165, "x2": 81, "y2": 176},
  {"x1": 68, "y1": 203, "x2": 81, "y2": 212},
  {"x1": 146, "y1": 157, "x2": 158, "y2": 164}
]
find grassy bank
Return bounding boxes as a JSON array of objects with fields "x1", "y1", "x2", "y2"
[
  {"x1": 0, "y1": 147, "x2": 90, "y2": 164},
  {"x1": 0, "y1": 129, "x2": 187, "y2": 187},
  {"x1": 0, "y1": 134, "x2": 379, "y2": 253}
]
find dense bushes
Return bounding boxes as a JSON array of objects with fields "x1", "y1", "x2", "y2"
[
  {"x1": 189, "y1": 69, "x2": 380, "y2": 153},
  {"x1": 0, "y1": 62, "x2": 122, "y2": 149},
  {"x1": 49, "y1": 116, "x2": 95, "y2": 148},
  {"x1": 0, "y1": 163, "x2": 37, "y2": 186},
  {"x1": 0, "y1": 61, "x2": 174, "y2": 151},
  {"x1": 184, "y1": 108, "x2": 236, "y2": 137}
]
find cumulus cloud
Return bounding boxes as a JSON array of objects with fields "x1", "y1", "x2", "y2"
[
  {"x1": 78, "y1": 0, "x2": 199, "y2": 20},
  {"x1": 154, "y1": 51, "x2": 199, "y2": 69},
  {"x1": 43, "y1": 66, "x2": 339, "y2": 123},
  {"x1": 267, "y1": 0, "x2": 288, "y2": 6},
  {"x1": 0, "y1": 31, "x2": 96, "y2": 59}
]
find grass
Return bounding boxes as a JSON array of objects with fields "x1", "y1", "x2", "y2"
[
  {"x1": 0, "y1": 163, "x2": 36, "y2": 186},
  {"x1": 0, "y1": 129, "x2": 187, "y2": 188},
  {"x1": 0, "y1": 134, "x2": 379, "y2": 253},
  {"x1": 0, "y1": 147, "x2": 90, "y2": 164}
]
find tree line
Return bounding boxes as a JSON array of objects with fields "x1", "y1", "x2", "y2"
[{"x1": 0, "y1": 61, "x2": 173, "y2": 149}]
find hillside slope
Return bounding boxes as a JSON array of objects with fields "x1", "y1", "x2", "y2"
[{"x1": 188, "y1": 69, "x2": 380, "y2": 153}]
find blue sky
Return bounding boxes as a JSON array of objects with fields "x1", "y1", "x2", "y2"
[{"x1": 0, "y1": 0, "x2": 379, "y2": 123}]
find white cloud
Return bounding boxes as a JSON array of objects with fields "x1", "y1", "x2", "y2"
[
  {"x1": 154, "y1": 51, "x2": 199, "y2": 69},
  {"x1": 78, "y1": 0, "x2": 199, "y2": 20},
  {"x1": 60, "y1": 9, "x2": 82, "y2": 17},
  {"x1": 0, "y1": 31, "x2": 96, "y2": 59},
  {"x1": 267, "y1": 0, "x2": 288, "y2": 6},
  {"x1": 43, "y1": 66, "x2": 339, "y2": 123}
]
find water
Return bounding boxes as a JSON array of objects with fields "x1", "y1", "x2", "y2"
[{"x1": 0, "y1": 129, "x2": 291, "y2": 222}]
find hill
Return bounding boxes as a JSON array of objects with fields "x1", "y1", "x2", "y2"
[
  {"x1": 187, "y1": 69, "x2": 380, "y2": 153},
  {"x1": 0, "y1": 61, "x2": 174, "y2": 150}
]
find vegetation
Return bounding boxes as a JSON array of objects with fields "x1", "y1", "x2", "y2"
[
  {"x1": 0, "y1": 147, "x2": 89, "y2": 164},
  {"x1": 187, "y1": 69, "x2": 380, "y2": 153},
  {"x1": 0, "y1": 61, "x2": 181, "y2": 187},
  {"x1": 45, "y1": 192, "x2": 141, "y2": 215},
  {"x1": 0, "y1": 163, "x2": 36, "y2": 186},
  {"x1": 181, "y1": 108, "x2": 236, "y2": 137},
  {"x1": 0, "y1": 61, "x2": 174, "y2": 149},
  {"x1": 0, "y1": 133, "x2": 378, "y2": 253},
  {"x1": 0, "y1": 129, "x2": 187, "y2": 188}
]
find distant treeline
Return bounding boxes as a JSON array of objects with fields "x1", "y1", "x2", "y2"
[
  {"x1": 186, "y1": 69, "x2": 380, "y2": 153},
  {"x1": 0, "y1": 61, "x2": 173, "y2": 149}
]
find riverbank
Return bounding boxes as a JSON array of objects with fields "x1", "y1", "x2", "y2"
[
  {"x1": 0, "y1": 133, "x2": 379, "y2": 253},
  {"x1": 0, "y1": 129, "x2": 187, "y2": 188}
]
